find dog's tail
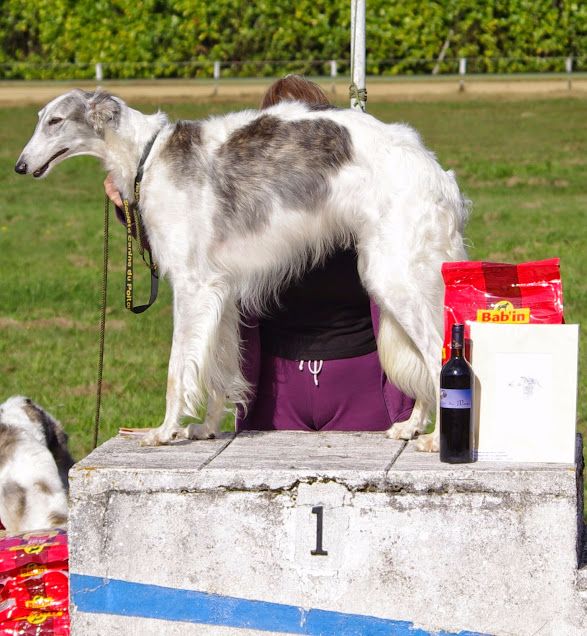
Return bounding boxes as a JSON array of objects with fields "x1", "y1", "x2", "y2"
[{"x1": 376, "y1": 312, "x2": 435, "y2": 408}]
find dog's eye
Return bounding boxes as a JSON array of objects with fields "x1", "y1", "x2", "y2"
[{"x1": 48, "y1": 117, "x2": 63, "y2": 125}]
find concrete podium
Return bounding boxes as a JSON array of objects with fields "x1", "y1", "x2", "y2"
[{"x1": 69, "y1": 432, "x2": 587, "y2": 635}]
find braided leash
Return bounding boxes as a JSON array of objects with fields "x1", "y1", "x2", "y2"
[{"x1": 93, "y1": 194, "x2": 110, "y2": 449}]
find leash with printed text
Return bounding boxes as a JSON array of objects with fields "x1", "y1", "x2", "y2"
[
  {"x1": 122, "y1": 131, "x2": 160, "y2": 314},
  {"x1": 121, "y1": 186, "x2": 159, "y2": 314}
]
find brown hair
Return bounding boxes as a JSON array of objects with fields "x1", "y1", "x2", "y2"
[{"x1": 260, "y1": 74, "x2": 331, "y2": 109}]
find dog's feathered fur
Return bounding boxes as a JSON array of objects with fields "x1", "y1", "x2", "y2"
[
  {"x1": 0, "y1": 396, "x2": 74, "y2": 532},
  {"x1": 16, "y1": 89, "x2": 469, "y2": 449}
]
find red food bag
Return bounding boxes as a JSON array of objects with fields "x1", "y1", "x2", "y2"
[
  {"x1": 442, "y1": 258, "x2": 564, "y2": 362},
  {"x1": 0, "y1": 570, "x2": 69, "y2": 635},
  {"x1": 0, "y1": 531, "x2": 68, "y2": 578},
  {"x1": 0, "y1": 530, "x2": 69, "y2": 636}
]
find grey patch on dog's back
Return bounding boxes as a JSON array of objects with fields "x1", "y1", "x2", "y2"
[
  {"x1": 35, "y1": 480, "x2": 54, "y2": 496},
  {"x1": 211, "y1": 114, "x2": 353, "y2": 238},
  {"x1": 159, "y1": 120, "x2": 206, "y2": 186},
  {"x1": 2, "y1": 481, "x2": 27, "y2": 527},
  {"x1": 0, "y1": 424, "x2": 20, "y2": 468},
  {"x1": 48, "y1": 511, "x2": 67, "y2": 527},
  {"x1": 308, "y1": 104, "x2": 340, "y2": 111}
]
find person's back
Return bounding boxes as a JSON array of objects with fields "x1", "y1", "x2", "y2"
[{"x1": 260, "y1": 247, "x2": 375, "y2": 362}]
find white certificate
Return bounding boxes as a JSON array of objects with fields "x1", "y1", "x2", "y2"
[{"x1": 469, "y1": 323, "x2": 579, "y2": 463}]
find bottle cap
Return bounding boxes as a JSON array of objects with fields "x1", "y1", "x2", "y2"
[{"x1": 451, "y1": 323, "x2": 464, "y2": 348}]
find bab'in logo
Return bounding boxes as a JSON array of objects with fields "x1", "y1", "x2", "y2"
[{"x1": 476, "y1": 299, "x2": 530, "y2": 324}]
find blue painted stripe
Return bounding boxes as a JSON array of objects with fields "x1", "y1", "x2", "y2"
[{"x1": 71, "y1": 573, "x2": 490, "y2": 636}]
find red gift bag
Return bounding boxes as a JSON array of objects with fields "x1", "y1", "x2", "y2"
[{"x1": 442, "y1": 258, "x2": 564, "y2": 362}]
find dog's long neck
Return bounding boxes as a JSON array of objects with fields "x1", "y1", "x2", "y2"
[{"x1": 104, "y1": 106, "x2": 168, "y2": 202}]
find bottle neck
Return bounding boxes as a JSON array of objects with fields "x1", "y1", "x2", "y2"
[{"x1": 450, "y1": 325, "x2": 465, "y2": 359}]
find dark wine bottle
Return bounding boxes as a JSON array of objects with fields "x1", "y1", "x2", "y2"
[{"x1": 440, "y1": 323, "x2": 474, "y2": 463}]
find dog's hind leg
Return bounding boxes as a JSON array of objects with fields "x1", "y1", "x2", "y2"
[
  {"x1": 380, "y1": 306, "x2": 442, "y2": 452},
  {"x1": 359, "y1": 244, "x2": 444, "y2": 452},
  {"x1": 376, "y1": 312, "x2": 434, "y2": 440},
  {"x1": 186, "y1": 394, "x2": 226, "y2": 440}
]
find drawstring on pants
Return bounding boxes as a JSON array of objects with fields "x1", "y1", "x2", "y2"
[{"x1": 299, "y1": 359, "x2": 324, "y2": 387}]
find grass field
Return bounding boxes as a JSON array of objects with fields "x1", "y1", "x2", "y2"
[{"x1": 0, "y1": 94, "x2": 585, "y2": 478}]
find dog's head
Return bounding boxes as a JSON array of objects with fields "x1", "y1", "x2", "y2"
[
  {"x1": 14, "y1": 89, "x2": 123, "y2": 178},
  {"x1": 0, "y1": 396, "x2": 75, "y2": 480}
]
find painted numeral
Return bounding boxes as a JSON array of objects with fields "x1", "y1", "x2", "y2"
[{"x1": 310, "y1": 506, "x2": 328, "y2": 556}]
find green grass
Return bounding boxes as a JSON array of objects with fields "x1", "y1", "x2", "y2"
[{"x1": 0, "y1": 96, "x2": 585, "y2": 475}]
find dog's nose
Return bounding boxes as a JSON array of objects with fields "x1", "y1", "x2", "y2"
[{"x1": 14, "y1": 160, "x2": 27, "y2": 175}]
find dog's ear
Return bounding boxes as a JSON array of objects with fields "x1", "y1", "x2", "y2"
[
  {"x1": 86, "y1": 89, "x2": 121, "y2": 134},
  {"x1": 33, "y1": 402, "x2": 76, "y2": 474}
]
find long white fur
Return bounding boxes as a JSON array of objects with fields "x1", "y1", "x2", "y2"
[
  {"x1": 16, "y1": 90, "x2": 469, "y2": 450},
  {"x1": 0, "y1": 396, "x2": 70, "y2": 532}
]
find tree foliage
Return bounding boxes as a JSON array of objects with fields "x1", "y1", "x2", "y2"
[{"x1": 0, "y1": 0, "x2": 585, "y2": 79}]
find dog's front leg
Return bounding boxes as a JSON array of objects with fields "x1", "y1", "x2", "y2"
[
  {"x1": 141, "y1": 279, "x2": 229, "y2": 446},
  {"x1": 140, "y1": 317, "x2": 193, "y2": 446},
  {"x1": 141, "y1": 281, "x2": 206, "y2": 446}
]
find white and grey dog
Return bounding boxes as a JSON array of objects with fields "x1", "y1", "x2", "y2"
[
  {"x1": 0, "y1": 396, "x2": 74, "y2": 532},
  {"x1": 15, "y1": 89, "x2": 468, "y2": 449}
]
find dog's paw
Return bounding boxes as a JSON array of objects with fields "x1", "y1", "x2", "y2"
[
  {"x1": 387, "y1": 400, "x2": 430, "y2": 441},
  {"x1": 139, "y1": 426, "x2": 184, "y2": 447},
  {"x1": 414, "y1": 432, "x2": 439, "y2": 453},
  {"x1": 386, "y1": 419, "x2": 421, "y2": 441},
  {"x1": 185, "y1": 423, "x2": 216, "y2": 440}
]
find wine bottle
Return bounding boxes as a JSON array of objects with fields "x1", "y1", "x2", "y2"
[{"x1": 440, "y1": 323, "x2": 474, "y2": 463}]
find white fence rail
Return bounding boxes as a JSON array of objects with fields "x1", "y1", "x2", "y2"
[{"x1": 0, "y1": 55, "x2": 585, "y2": 82}]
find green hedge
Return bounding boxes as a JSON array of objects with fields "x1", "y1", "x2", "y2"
[{"x1": 0, "y1": 0, "x2": 585, "y2": 79}]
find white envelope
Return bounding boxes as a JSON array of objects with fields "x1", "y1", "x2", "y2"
[{"x1": 469, "y1": 323, "x2": 579, "y2": 463}]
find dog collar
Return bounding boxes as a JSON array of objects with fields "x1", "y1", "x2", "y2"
[{"x1": 133, "y1": 130, "x2": 160, "y2": 201}]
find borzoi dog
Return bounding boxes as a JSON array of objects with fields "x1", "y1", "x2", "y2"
[
  {"x1": 15, "y1": 89, "x2": 468, "y2": 450},
  {"x1": 0, "y1": 396, "x2": 73, "y2": 532}
]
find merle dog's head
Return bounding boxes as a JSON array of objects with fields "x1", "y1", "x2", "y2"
[{"x1": 14, "y1": 89, "x2": 122, "y2": 178}]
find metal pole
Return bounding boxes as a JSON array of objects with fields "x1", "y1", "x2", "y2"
[
  {"x1": 330, "y1": 60, "x2": 338, "y2": 78},
  {"x1": 565, "y1": 56, "x2": 573, "y2": 91},
  {"x1": 459, "y1": 57, "x2": 467, "y2": 92},
  {"x1": 350, "y1": 0, "x2": 366, "y2": 111},
  {"x1": 213, "y1": 61, "x2": 221, "y2": 96}
]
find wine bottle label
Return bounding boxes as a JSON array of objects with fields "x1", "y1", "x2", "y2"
[{"x1": 440, "y1": 388, "x2": 472, "y2": 409}]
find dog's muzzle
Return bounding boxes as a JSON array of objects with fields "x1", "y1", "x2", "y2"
[
  {"x1": 15, "y1": 148, "x2": 69, "y2": 177},
  {"x1": 14, "y1": 159, "x2": 27, "y2": 174}
]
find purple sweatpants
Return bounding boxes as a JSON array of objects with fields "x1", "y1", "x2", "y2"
[{"x1": 238, "y1": 350, "x2": 412, "y2": 432}]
